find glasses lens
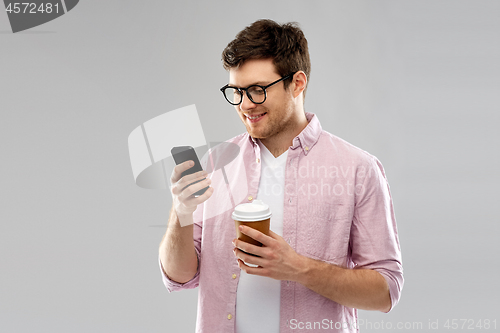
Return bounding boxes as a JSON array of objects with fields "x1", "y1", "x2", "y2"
[
  {"x1": 223, "y1": 87, "x2": 241, "y2": 105},
  {"x1": 247, "y1": 86, "x2": 266, "y2": 104}
]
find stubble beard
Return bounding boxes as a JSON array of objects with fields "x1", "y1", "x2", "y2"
[{"x1": 243, "y1": 100, "x2": 296, "y2": 141}]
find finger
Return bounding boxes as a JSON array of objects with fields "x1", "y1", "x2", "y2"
[
  {"x1": 237, "y1": 259, "x2": 265, "y2": 275},
  {"x1": 267, "y1": 230, "x2": 282, "y2": 240},
  {"x1": 171, "y1": 171, "x2": 207, "y2": 195},
  {"x1": 233, "y1": 239, "x2": 265, "y2": 257},
  {"x1": 177, "y1": 173, "x2": 208, "y2": 194},
  {"x1": 178, "y1": 177, "x2": 212, "y2": 200},
  {"x1": 233, "y1": 248, "x2": 266, "y2": 266},
  {"x1": 171, "y1": 160, "x2": 195, "y2": 183},
  {"x1": 178, "y1": 170, "x2": 208, "y2": 187},
  {"x1": 239, "y1": 225, "x2": 273, "y2": 247},
  {"x1": 181, "y1": 185, "x2": 214, "y2": 206}
]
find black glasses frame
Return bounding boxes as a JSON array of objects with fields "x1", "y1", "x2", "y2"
[{"x1": 220, "y1": 72, "x2": 296, "y2": 106}]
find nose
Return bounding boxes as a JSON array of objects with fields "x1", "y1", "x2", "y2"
[{"x1": 239, "y1": 91, "x2": 257, "y2": 111}]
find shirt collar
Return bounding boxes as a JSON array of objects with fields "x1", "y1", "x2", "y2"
[{"x1": 247, "y1": 112, "x2": 322, "y2": 155}]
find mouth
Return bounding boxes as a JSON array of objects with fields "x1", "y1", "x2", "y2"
[{"x1": 245, "y1": 112, "x2": 267, "y2": 123}]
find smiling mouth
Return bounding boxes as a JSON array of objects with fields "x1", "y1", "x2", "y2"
[{"x1": 245, "y1": 112, "x2": 267, "y2": 120}]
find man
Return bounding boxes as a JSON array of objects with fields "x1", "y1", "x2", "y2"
[{"x1": 159, "y1": 19, "x2": 403, "y2": 333}]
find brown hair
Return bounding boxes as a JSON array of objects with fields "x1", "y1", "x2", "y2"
[{"x1": 222, "y1": 19, "x2": 311, "y2": 97}]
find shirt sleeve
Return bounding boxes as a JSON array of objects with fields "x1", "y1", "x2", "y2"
[
  {"x1": 350, "y1": 156, "x2": 404, "y2": 312},
  {"x1": 159, "y1": 205, "x2": 203, "y2": 293}
]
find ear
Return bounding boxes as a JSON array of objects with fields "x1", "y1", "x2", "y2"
[{"x1": 291, "y1": 71, "x2": 307, "y2": 99}]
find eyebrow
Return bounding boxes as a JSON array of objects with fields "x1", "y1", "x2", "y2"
[{"x1": 228, "y1": 80, "x2": 272, "y2": 88}]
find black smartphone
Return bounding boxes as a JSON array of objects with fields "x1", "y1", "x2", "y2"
[{"x1": 171, "y1": 146, "x2": 209, "y2": 197}]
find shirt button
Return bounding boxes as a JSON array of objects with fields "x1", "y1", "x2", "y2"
[
  {"x1": 305, "y1": 146, "x2": 309, "y2": 151},
  {"x1": 227, "y1": 314, "x2": 233, "y2": 320},
  {"x1": 232, "y1": 273, "x2": 237, "y2": 279},
  {"x1": 248, "y1": 195, "x2": 253, "y2": 201},
  {"x1": 256, "y1": 158, "x2": 260, "y2": 163},
  {"x1": 288, "y1": 198, "x2": 292, "y2": 204}
]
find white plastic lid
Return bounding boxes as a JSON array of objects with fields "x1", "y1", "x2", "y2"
[{"x1": 231, "y1": 199, "x2": 272, "y2": 222}]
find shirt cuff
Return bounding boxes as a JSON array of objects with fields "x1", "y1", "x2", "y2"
[
  {"x1": 374, "y1": 263, "x2": 404, "y2": 312},
  {"x1": 159, "y1": 246, "x2": 201, "y2": 292}
]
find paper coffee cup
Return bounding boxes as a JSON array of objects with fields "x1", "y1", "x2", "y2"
[{"x1": 232, "y1": 200, "x2": 272, "y2": 247}]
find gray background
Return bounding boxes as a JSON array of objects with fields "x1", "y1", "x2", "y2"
[{"x1": 1, "y1": 1, "x2": 499, "y2": 332}]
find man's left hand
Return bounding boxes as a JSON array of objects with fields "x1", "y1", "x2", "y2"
[
  {"x1": 232, "y1": 225, "x2": 306, "y2": 281},
  {"x1": 232, "y1": 225, "x2": 393, "y2": 312}
]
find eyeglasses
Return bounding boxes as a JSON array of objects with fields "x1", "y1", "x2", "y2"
[{"x1": 220, "y1": 72, "x2": 296, "y2": 106}]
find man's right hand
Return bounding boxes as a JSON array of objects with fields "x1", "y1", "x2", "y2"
[
  {"x1": 159, "y1": 160, "x2": 213, "y2": 283},
  {"x1": 170, "y1": 160, "x2": 213, "y2": 220}
]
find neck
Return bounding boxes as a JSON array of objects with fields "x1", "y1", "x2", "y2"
[{"x1": 260, "y1": 110, "x2": 308, "y2": 158}]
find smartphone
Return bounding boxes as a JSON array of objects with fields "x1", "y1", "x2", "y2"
[{"x1": 171, "y1": 146, "x2": 209, "y2": 197}]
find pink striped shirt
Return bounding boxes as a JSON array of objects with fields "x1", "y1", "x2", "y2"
[{"x1": 160, "y1": 113, "x2": 403, "y2": 332}]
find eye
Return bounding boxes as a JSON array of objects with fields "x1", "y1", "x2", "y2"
[{"x1": 248, "y1": 86, "x2": 265, "y2": 95}]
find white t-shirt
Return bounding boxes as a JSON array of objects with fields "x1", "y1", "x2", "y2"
[{"x1": 235, "y1": 141, "x2": 288, "y2": 333}]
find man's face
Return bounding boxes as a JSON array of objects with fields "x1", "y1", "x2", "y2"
[{"x1": 228, "y1": 58, "x2": 297, "y2": 141}]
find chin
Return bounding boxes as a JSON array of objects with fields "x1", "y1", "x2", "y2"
[
  {"x1": 247, "y1": 130, "x2": 260, "y2": 138},
  {"x1": 244, "y1": 127, "x2": 261, "y2": 138}
]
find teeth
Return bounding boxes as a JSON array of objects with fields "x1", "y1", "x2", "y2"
[{"x1": 247, "y1": 113, "x2": 265, "y2": 120}]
